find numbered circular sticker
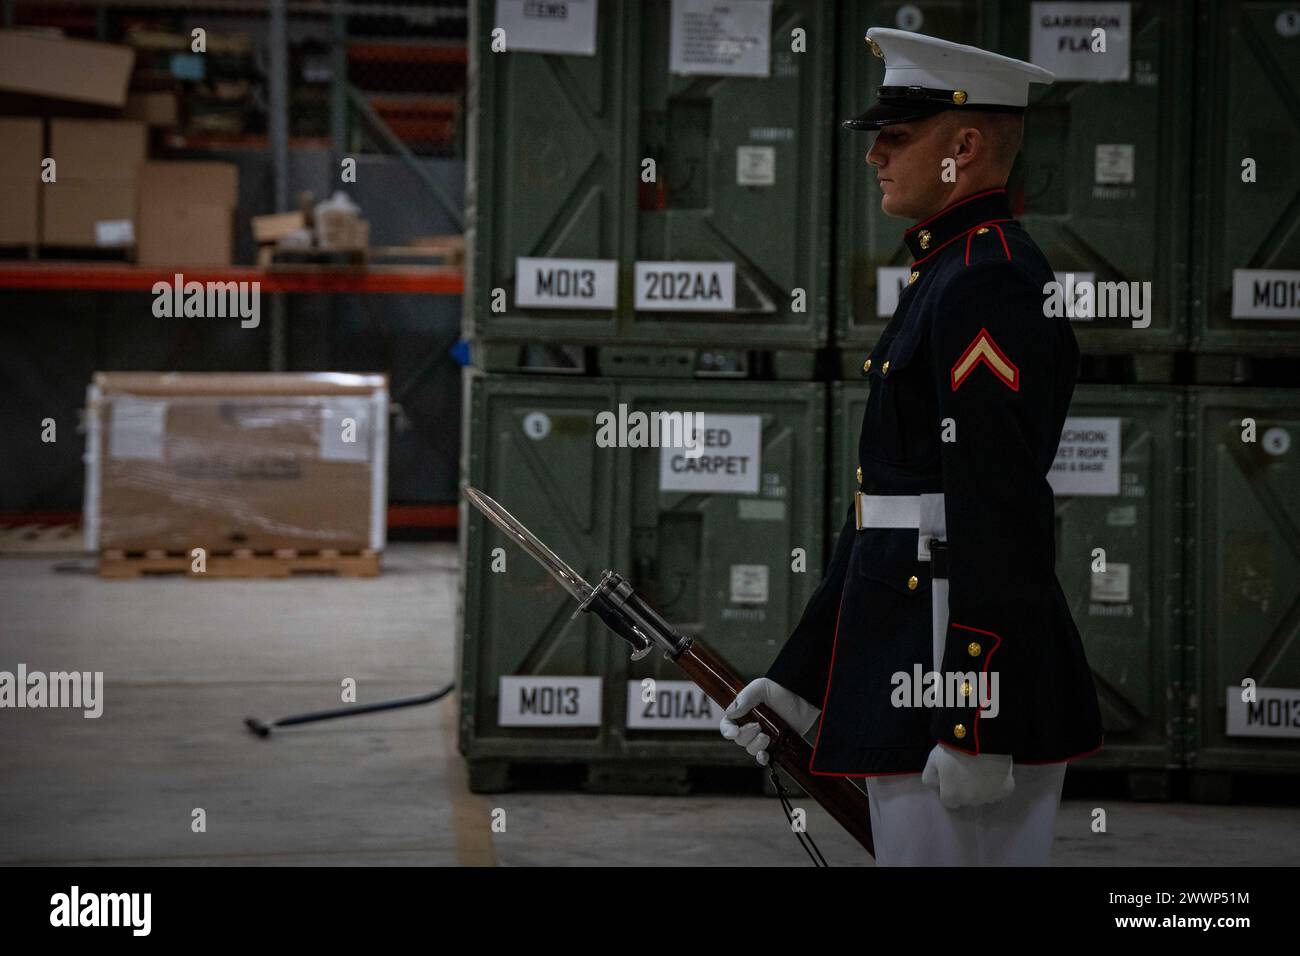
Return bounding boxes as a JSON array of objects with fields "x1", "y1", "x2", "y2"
[
  {"x1": 522, "y1": 411, "x2": 551, "y2": 441},
  {"x1": 896, "y1": 3, "x2": 924, "y2": 31},
  {"x1": 1262, "y1": 426, "x2": 1291, "y2": 456},
  {"x1": 1277, "y1": 10, "x2": 1300, "y2": 37}
]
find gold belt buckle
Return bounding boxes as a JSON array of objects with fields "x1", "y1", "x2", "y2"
[{"x1": 854, "y1": 491, "x2": 864, "y2": 531}]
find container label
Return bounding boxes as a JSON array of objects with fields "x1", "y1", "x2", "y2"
[
  {"x1": 1231, "y1": 269, "x2": 1300, "y2": 319},
  {"x1": 493, "y1": 0, "x2": 597, "y2": 56},
  {"x1": 669, "y1": 0, "x2": 771, "y2": 77},
  {"x1": 1029, "y1": 2, "x2": 1131, "y2": 82},
  {"x1": 1049, "y1": 417, "x2": 1121, "y2": 495},
  {"x1": 736, "y1": 145, "x2": 775, "y2": 186},
  {"x1": 515, "y1": 257, "x2": 617, "y2": 309},
  {"x1": 659, "y1": 413, "x2": 760, "y2": 493},
  {"x1": 626, "y1": 680, "x2": 719, "y2": 729},
  {"x1": 109, "y1": 399, "x2": 167, "y2": 461},
  {"x1": 1226, "y1": 685, "x2": 1300, "y2": 738},
  {"x1": 1094, "y1": 144, "x2": 1135, "y2": 184},
  {"x1": 1090, "y1": 562, "x2": 1130, "y2": 602},
  {"x1": 498, "y1": 676, "x2": 601, "y2": 726},
  {"x1": 634, "y1": 261, "x2": 734, "y2": 311},
  {"x1": 729, "y1": 564, "x2": 769, "y2": 604}
]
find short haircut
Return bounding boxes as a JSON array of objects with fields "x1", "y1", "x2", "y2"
[{"x1": 942, "y1": 111, "x2": 1025, "y2": 173}]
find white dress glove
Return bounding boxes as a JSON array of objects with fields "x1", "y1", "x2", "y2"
[
  {"x1": 921, "y1": 743, "x2": 1015, "y2": 808},
  {"x1": 719, "y1": 678, "x2": 822, "y2": 767}
]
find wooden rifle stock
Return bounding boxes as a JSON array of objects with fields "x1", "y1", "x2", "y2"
[{"x1": 673, "y1": 638, "x2": 875, "y2": 857}]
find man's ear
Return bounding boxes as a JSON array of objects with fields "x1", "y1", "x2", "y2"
[{"x1": 952, "y1": 125, "x2": 983, "y2": 169}]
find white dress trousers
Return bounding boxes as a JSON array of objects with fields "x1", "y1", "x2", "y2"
[
  {"x1": 862, "y1": 544, "x2": 1067, "y2": 866},
  {"x1": 866, "y1": 761, "x2": 1067, "y2": 866}
]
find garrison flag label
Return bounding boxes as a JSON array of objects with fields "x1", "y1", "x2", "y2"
[{"x1": 950, "y1": 327, "x2": 1020, "y2": 392}]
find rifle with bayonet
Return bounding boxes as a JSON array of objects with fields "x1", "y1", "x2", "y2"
[{"x1": 463, "y1": 484, "x2": 875, "y2": 858}]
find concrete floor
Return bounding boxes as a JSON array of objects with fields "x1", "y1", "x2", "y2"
[{"x1": 1, "y1": 543, "x2": 1297, "y2": 867}]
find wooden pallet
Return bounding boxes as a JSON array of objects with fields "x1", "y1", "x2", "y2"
[
  {"x1": 0, "y1": 524, "x2": 85, "y2": 554},
  {"x1": 98, "y1": 547, "x2": 381, "y2": 579},
  {"x1": 262, "y1": 239, "x2": 463, "y2": 270}
]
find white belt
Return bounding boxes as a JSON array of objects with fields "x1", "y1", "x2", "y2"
[{"x1": 853, "y1": 492, "x2": 947, "y2": 562}]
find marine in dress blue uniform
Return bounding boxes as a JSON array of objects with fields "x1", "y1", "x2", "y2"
[{"x1": 723, "y1": 28, "x2": 1105, "y2": 865}]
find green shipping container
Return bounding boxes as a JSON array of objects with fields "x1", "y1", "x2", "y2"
[
  {"x1": 835, "y1": 1, "x2": 1191, "y2": 359},
  {"x1": 1188, "y1": 388, "x2": 1300, "y2": 773},
  {"x1": 466, "y1": 0, "x2": 832, "y2": 353},
  {"x1": 458, "y1": 371, "x2": 826, "y2": 784},
  {"x1": 1192, "y1": 2, "x2": 1300, "y2": 354},
  {"x1": 618, "y1": 379, "x2": 825, "y2": 763}
]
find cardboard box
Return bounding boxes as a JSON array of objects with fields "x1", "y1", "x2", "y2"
[
  {"x1": 136, "y1": 161, "x2": 239, "y2": 266},
  {"x1": 0, "y1": 117, "x2": 42, "y2": 244},
  {"x1": 251, "y1": 210, "x2": 305, "y2": 244},
  {"x1": 41, "y1": 179, "x2": 136, "y2": 247},
  {"x1": 85, "y1": 373, "x2": 390, "y2": 554},
  {"x1": 0, "y1": 31, "x2": 135, "y2": 108},
  {"x1": 0, "y1": 117, "x2": 41, "y2": 178},
  {"x1": 137, "y1": 203, "x2": 232, "y2": 265},
  {"x1": 125, "y1": 90, "x2": 178, "y2": 127},
  {"x1": 50, "y1": 118, "x2": 147, "y2": 180}
]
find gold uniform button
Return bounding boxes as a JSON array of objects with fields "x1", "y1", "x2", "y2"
[
  {"x1": 855, "y1": 465, "x2": 863, "y2": 484},
  {"x1": 908, "y1": 271, "x2": 919, "y2": 284},
  {"x1": 881, "y1": 360, "x2": 891, "y2": 375},
  {"x1": 953, "y1": 723, "x2": 967, "y2": 739},
  {"x1": 961, "y1": 680, "x2": 972, "y2": 698},
  {"x1": 952, "y1": 90, "x2": 967, "y2": 105},
  {"x1": 863, "y1": 358, "x2": 872, "y2": 373},
  {"x1": 976, "y1": 227, "x2": 990, "y2": 235},
  {"x1": 906, "y1": 575, "x2": 919, "y2": 590},
  {"x1": 967, "y1": 641, "x2": 982, "y2": 657}
]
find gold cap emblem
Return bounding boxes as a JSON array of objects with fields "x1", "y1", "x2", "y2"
[
  {"x1": 918, "y1": 229, "x2": 931, "y2": 250},
  {"x1": 866, "y1": 35, "x2": 883, "y2": 59},
  {"x1": 952, "y1": 90, "x2": 968, "y2": 105}
]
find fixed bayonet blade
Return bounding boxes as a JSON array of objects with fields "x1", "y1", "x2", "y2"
[{"x1": 462, "y1": 484, "x2": 593, "y2": 603}]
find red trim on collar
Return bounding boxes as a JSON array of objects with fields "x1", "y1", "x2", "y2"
[
  {"x1": 912, "y1": 218, "x2": 1012, "y2": 267},
  {"x1": 905, "y1": 187, "x2": 1009, "y2": 235}
]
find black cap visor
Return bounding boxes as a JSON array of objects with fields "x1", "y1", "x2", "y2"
[
  {"x1": 840, "y1": 99, "x2": 950, "y2": 131},
  {"x1": 842, "y1": 98, "x2": 1026, "y2": 131}
]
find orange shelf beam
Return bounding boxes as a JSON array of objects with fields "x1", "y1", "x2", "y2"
[
  {"x1": 0, "y1": 506, "x2": 459, "y2": 531},
  {"x1": 0, "y1": 263, "x2": 464, "y2": 295}
]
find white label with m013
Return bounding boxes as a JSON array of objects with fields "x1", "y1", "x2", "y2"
[
  {"x1": 515, "y1": 258, "x2": 617, "y2": 309},
  {"x1": 1231, "y1": 269, "x2": 1300, "y2": 318},
  {"x1": 499, "y1": 676, "x2": 601, "y2": 726},
  {"x1": 1225, "y1": 685, "x2": 1300, "y2": 738},
  {"x1": 626, "y1": 680, "x2": 720, "y2": 730}
]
